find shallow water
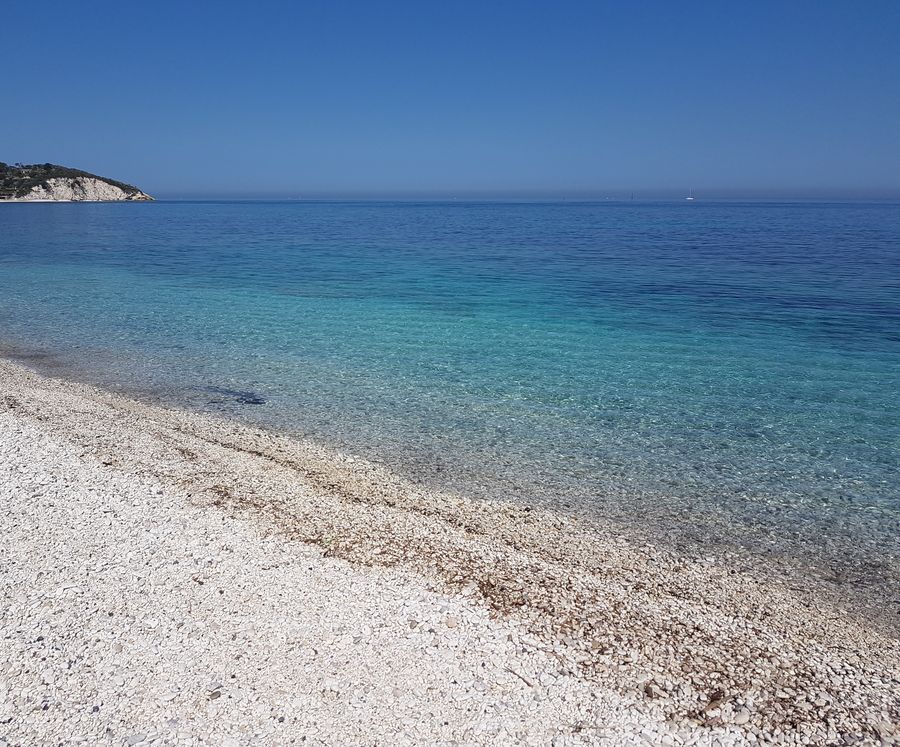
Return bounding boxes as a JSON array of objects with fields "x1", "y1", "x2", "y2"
[{"x1": 1, "y1": 200, "x2": 898, "y2": 582}]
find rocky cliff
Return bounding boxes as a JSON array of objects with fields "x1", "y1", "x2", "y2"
[
  {"x1": 0, "y1": 163, "x2": 153, "y2": 201},
  {"x1": 13, "y1": 176, "x2": 153, "y2": 201}
]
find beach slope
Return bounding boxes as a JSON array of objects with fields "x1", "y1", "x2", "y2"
[{"x1": 0, "y1": 359, "x2": 897, "y2": 745}]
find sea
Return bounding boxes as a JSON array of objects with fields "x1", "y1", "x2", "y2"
[{"x1": 1, "y1": 200, "x2": 898, "y2": 590}]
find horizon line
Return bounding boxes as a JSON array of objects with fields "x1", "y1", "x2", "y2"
[{"x1": 144, "y1": 188, "x2": 900, "y2": 203}]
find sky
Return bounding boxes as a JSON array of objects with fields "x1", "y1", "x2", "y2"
[{"x1": 3, "y1": 1, "x2": 900, "y2": 198}]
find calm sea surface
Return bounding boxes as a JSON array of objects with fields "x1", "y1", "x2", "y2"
[{"x1": 1, "y1": 201, "x2": 898, "y2": 583}]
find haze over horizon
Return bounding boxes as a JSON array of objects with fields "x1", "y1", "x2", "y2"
[{"x1": 4, "y1": 1, "x2": 900, "y2": 199}]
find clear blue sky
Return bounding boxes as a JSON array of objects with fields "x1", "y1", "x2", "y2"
[{"x1": 4, "y1": 1, "x2": 899, "y2": 198}]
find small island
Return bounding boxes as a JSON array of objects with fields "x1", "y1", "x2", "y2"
[{"x1": 0, "y1": 162, "x2": 153, "y2": 202}]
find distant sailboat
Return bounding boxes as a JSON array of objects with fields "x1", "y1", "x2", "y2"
[{"x1": 685, "y1": 188, "x2": 695, "y2": 201}]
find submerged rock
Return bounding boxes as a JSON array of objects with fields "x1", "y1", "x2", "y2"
[{"x1": 201, "y1": 385, "x2": 266, "y2": 406}]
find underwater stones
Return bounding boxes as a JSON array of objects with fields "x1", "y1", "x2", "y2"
[{"x1": 200, "y1": 385, "x2": 266, "y2": 406}]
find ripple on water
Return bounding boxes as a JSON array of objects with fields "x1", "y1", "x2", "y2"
[{"x1": 0, "y1": 200, "x2": 897, "y2": 593}]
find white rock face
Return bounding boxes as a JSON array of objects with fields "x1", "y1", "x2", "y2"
[{"x1": 15, "y1": 176, "x2": 152, "y2": 201}]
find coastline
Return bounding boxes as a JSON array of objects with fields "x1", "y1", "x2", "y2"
[
  {"x1": 1, "y1": 357, "x2": 898, "y2": 745},
  {"x1": 3, "y1": 339, "x2": 896, "y2": 624}
]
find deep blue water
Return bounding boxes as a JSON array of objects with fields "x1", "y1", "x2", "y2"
[{"x1": 1, "y1": 201, "x2": 898, "y2": 580}]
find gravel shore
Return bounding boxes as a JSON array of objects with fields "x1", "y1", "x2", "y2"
[{"x1": 1, "y1": 359, "x2": 898, "y2": 746}]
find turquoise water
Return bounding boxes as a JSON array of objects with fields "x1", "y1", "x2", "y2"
[{"x1": 1, "y1": 201, "x2": 898, "y2": 583}]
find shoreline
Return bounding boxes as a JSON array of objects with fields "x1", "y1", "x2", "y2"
[
  {"x1": 1, "y1": 357, "x2": 898, "y2": 744},
  {"x1": 3, "y1": 339, "x2": 897, "y2": 631}
]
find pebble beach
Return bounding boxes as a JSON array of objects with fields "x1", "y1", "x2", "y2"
[{"x1": 1, "y1": 358, "x2": 898, "y2": 746}]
